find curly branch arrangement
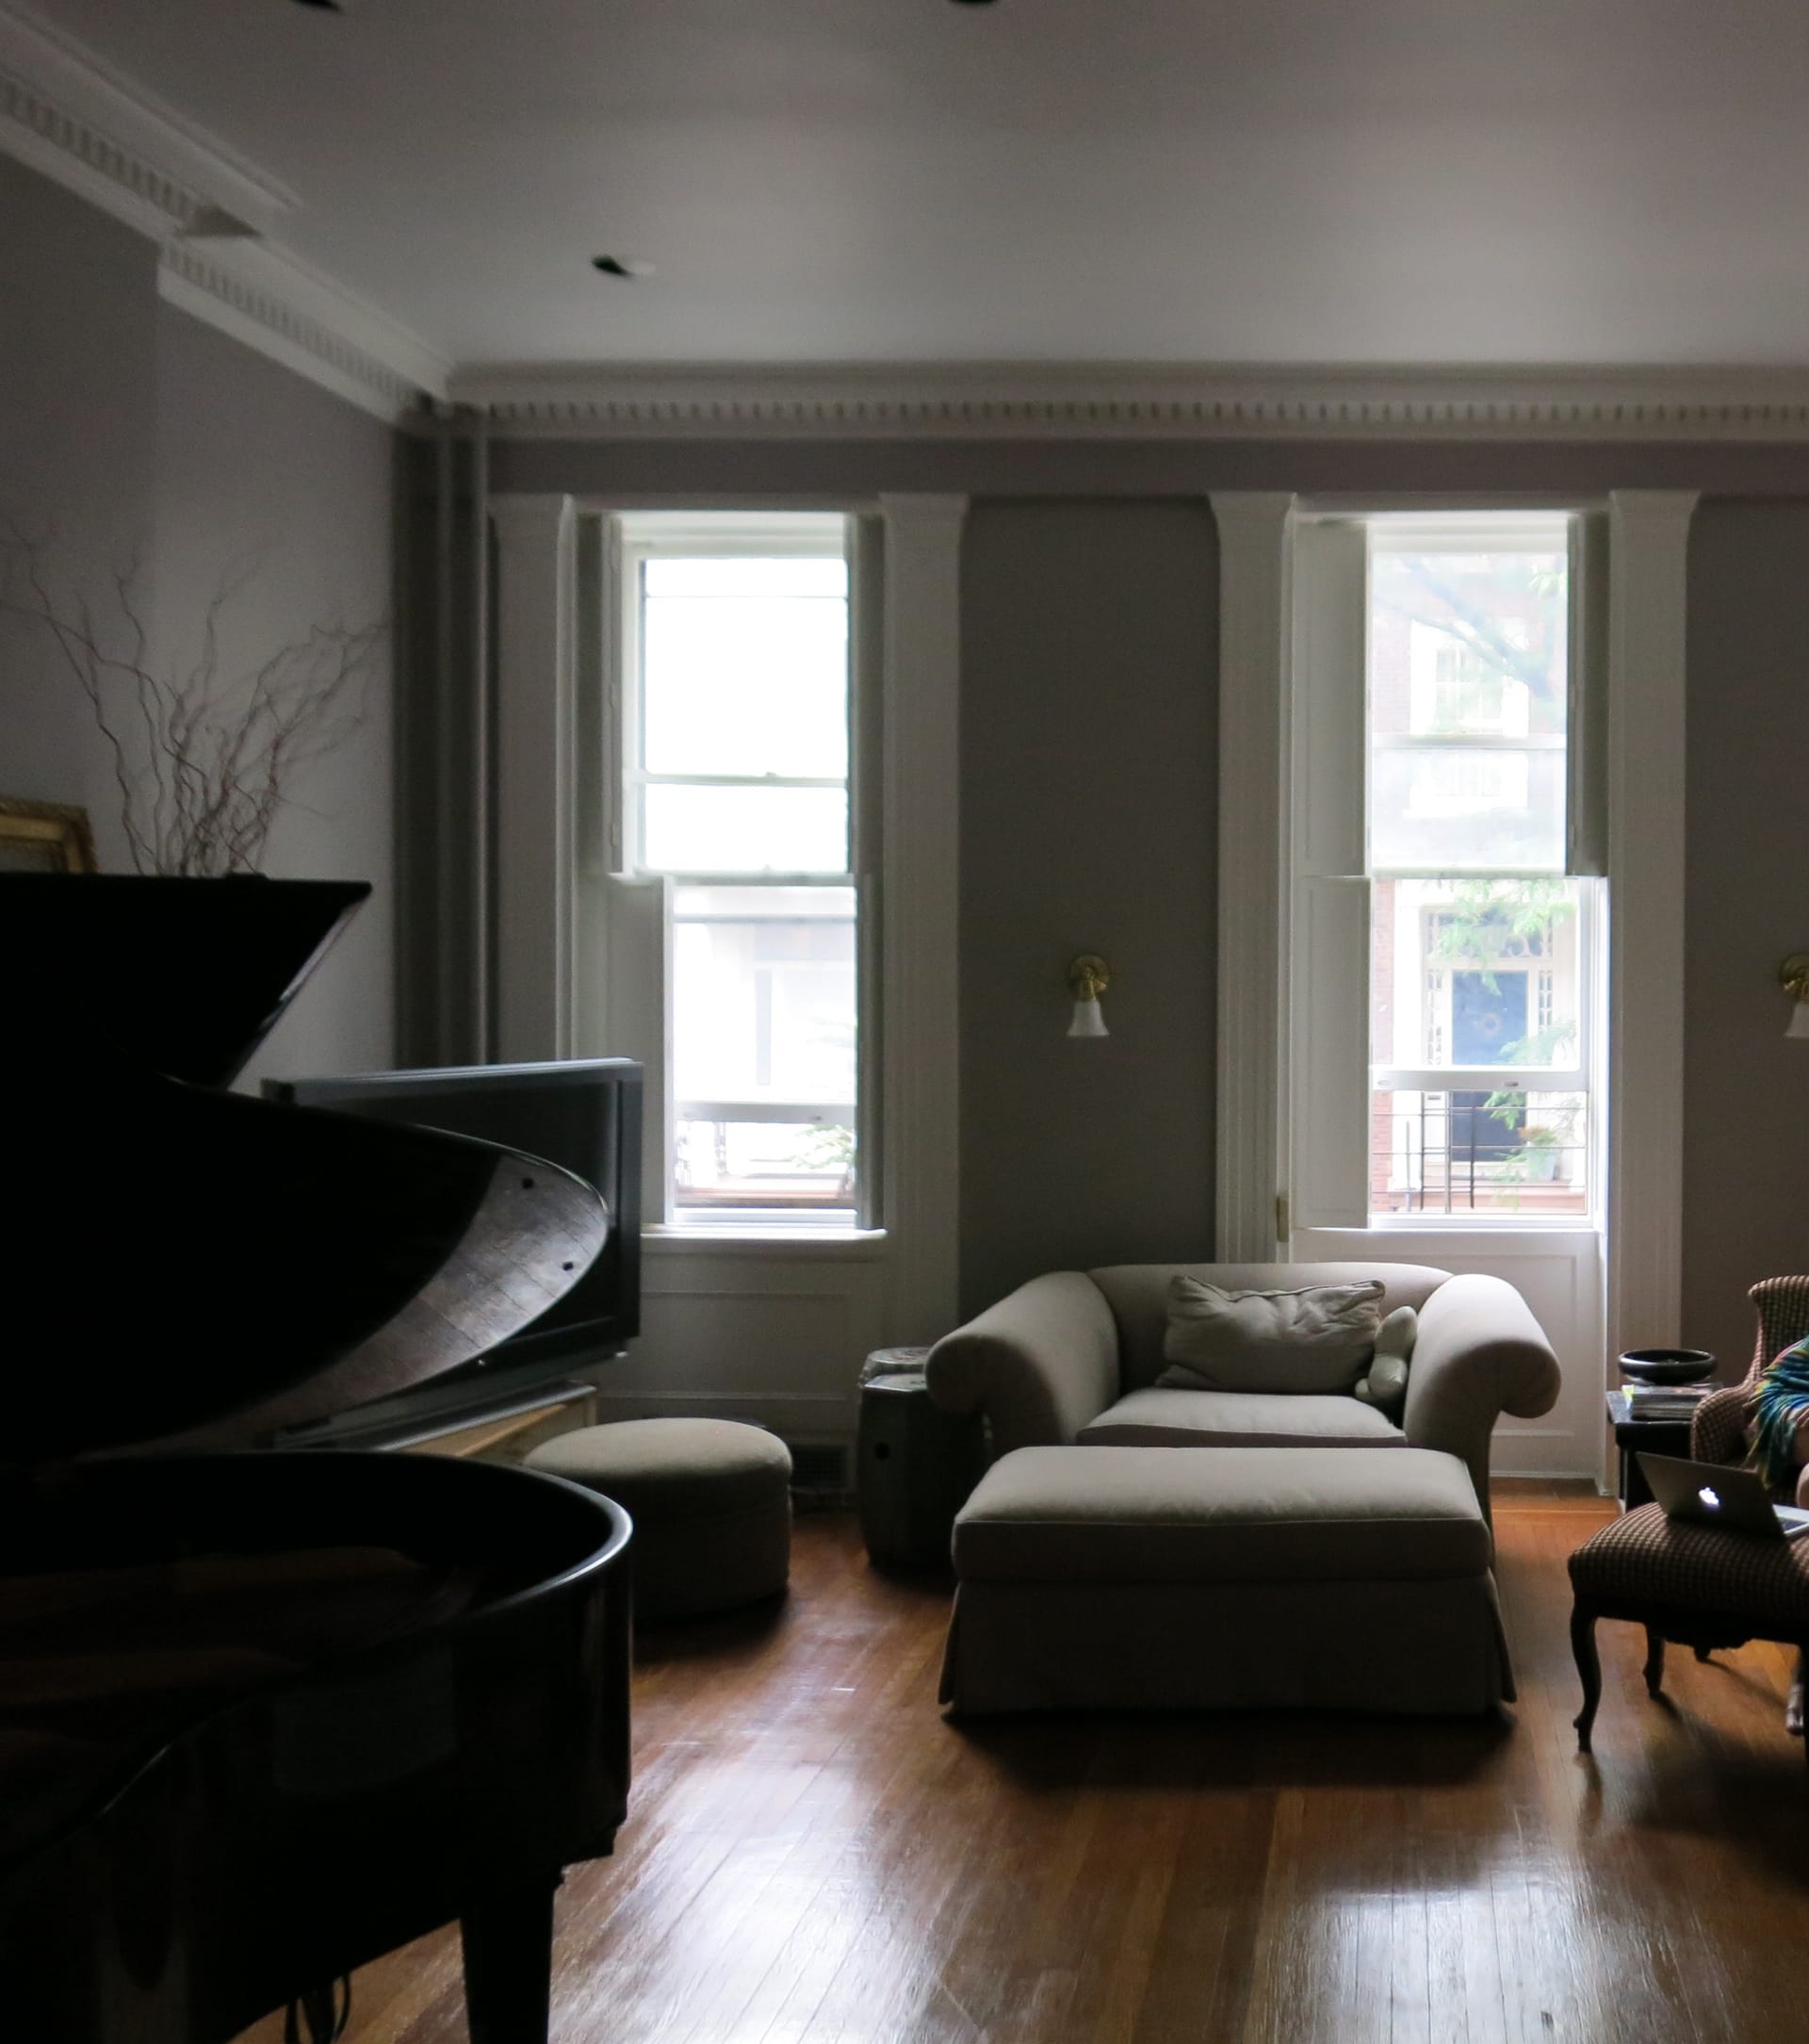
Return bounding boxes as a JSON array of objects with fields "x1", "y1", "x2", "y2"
[{"x1": 1, "y1": 530, "x2": 385, "y2": 878}]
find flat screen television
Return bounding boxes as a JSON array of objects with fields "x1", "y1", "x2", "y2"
[{"x1": 263, "y1": 1058, "x2": 642, "y2": 1447}]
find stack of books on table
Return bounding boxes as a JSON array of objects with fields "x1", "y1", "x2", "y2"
[{"x1": 1621, "y1": 1382, "x2": 1715, "y2": 1420}]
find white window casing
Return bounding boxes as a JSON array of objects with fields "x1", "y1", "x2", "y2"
[
  {"x1": 1217, "y1": 493, "x2": 1690, "y2": 1482},
  {"x1": 611, "y1": 511, "x2": 856, "y2": 1229},
  {"x1": 492, "y1": 491, "x2": 966, "y2": 1355}
]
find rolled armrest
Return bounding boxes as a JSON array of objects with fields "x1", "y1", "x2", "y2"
[
  {"x1": 1690, "y1": 1384, "x2": 1751, "y2": 1468},
  {"x1": 925, "y1": 1272, "x2": 1120, "y2": 1455},
  {"x1": 1403, "y1": 1272, "x2": 1561, "y2": 1528}
]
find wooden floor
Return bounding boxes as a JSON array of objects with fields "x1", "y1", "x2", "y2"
[{"x1": 242, "y1": 1482, "x2": 1809, "y2": 2044}]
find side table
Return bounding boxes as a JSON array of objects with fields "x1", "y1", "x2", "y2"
[
  {"x1": 857, "y1": 1350, "x2": 987, "y2": 1569},
  {"x1": 1605, "y1": 1388, "x2": 1695, "y2": 1509}
]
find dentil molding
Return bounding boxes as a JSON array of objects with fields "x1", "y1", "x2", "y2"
[
  {"x1": 0, "y1": 0, "x2": 445, "y2": 423},
  {"x1": 446, "y1": 364, "x2": 1809, "y2": 443}
]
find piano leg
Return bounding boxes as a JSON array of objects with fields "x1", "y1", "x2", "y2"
[{"x1": 460, "y1": 1877, "x2": 559, "y2": 2044}]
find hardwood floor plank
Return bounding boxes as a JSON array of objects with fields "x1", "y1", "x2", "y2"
[{"x1": 237, "y1": 1493, "x2": 1809, "y2": 2044}]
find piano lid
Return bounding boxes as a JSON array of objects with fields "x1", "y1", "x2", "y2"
[
  {"x1": 0, "y1": 873, "x2": 369, "y2": 1087},
  {"x1": 1, "y1": 875, "x2": 608, "y2": 1459}
]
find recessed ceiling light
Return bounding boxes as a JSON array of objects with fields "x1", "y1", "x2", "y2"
[{"x1": 593, "y1": 255, "x2": 655, "y2": 279}]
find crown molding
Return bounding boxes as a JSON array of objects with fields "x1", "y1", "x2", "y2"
[
  {"x1": 447, "y1": 363, "x2": 1809, "y2": 443},
  {"x1": 158, "y1": 241, "x2": 445, "y2": 425},
  {"x1": 0, "y1": 2, "x2": 293, "y2": 235},
  {"x1": 0, "y1": 0, "x2": 444, "y2": 423},
  {"x1": 4, "y1": 0, "x2": 1806, "y2": 447}
]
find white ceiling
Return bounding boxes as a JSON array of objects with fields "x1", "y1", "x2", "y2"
[{"x1": 25, "y1": 0, "x2": 1809, "y2": 372}]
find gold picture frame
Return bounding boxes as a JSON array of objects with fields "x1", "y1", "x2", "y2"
[{"x1": 0, "y1": 798, "x2": 98, "y2": 874}]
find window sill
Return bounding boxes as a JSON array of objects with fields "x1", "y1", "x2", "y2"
[
  {"x1": 643, "y1": 1224, "x2": 888, "y2": 1260},
  {"x1": 1361, "y1": 1212, "x2": 1601, "y2": 1234}
]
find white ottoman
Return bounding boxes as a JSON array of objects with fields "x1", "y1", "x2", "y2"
[{"x1": 527, "y1": 1418, "x2": 791, "y2": 1621}]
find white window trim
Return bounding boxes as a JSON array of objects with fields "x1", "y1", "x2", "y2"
[
  {"x1": 1214, "y1": 492, "x2": 1693, "y2": 1313},
  {"x1": 488, "y1": 490, "x2": 965, "y2": 1346},
  {"x1": 1314, "y1": 510, "x2": 1600, "y2": 1232},
  {"x1": 612, "y1": 510, "x2": 858, "y2": 1236},
  {"x1": 615, "y1": 511, "x2": 860, "y2": 1231}
]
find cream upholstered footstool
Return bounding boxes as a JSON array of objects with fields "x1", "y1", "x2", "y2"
[
  {"x1": 940, "y1": 1445, "x2": 1508, "y2": 1715},
  {"x1": 527, "y1": 1418, "x2": 791, "y2": 1621}
]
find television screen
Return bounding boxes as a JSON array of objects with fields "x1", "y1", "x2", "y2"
[{"x1": 264, "y1": 1059, "x2": 642, "y2": 1443}]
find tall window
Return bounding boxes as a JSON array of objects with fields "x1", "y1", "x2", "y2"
[
  {"x1": 1365, "y1": 515, "x2": 1593, "y2": 1217},
  {"x1": 617, "y1": 513, "x2": 857, "y2": 1222}
]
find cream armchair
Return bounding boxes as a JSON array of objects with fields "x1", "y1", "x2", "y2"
[{"x1": 925, "y1": 1260, "x2": 1561, "y2": 1527}]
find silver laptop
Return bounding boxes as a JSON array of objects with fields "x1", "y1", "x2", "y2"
[{"x1": 1639, "y1": 1452, "x2": 1809, "y2": 1540}]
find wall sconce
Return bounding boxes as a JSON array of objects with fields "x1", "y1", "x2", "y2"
[
  {"x1": 1067, "y1": 955, "x2": 1110, "y2": 1038},
  {"x1": 1782, "y1": 955, "x2": 1809, "y2": 1039}
]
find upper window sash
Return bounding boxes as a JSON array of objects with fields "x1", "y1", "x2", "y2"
[{"x1": 617, "y1": 514, "x2": 853, "y2": 882}]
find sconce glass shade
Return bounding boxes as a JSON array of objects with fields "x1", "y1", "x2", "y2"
[
  {"x1": 1067, "y1": 997, "x2": 1109, "y2": 1038},
  {"x1": 1787, "y1": 1000, "x2": 1809, "y2": 1042}
]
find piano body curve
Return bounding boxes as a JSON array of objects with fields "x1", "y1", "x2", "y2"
[{"x1": 0, "y1": 876, "x2": 638, "y2": 2043}]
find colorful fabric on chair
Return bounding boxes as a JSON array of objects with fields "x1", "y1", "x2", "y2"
[
  {"x1": 1749, "y1": 1335, "x2": 1809, "y2": 1491},
  {"x1": 1690, "y1": 1277, "x2": 1809, "y2": 1473},
  {"x1": 1752, "y1": 1276, "x2": 1809, "y2": 1379}
]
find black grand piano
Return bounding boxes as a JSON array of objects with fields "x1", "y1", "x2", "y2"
[{"x1": 0, "y1": 876, "x2": 633, "y2": 2043}]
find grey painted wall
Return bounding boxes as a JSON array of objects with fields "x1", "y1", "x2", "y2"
[
  {"x1": 155, "y1": 303, "x2": 398, "y2": 1086},
  {"x1": 959, "y1": 500, "x2": 1218, "y2": 1314},
  {"x1": 1683, "y1": 504, "x2": 1809, "y2": 1375},
  {"x1": 0, "y1": 154, "x2": 158, "y2": 863},
  {"x1": 485, "y1": 431, "x2": 1809, "y2": 1354},
  {"x1": 0, "y1": 155, "x2": 397, "y2": 1083}
]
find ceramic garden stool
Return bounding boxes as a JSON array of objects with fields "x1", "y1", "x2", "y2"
[
  {"x1": 526, "y1": 1417, "x2": 791, "y2": 1621},
  {"x1": 1567, "y1": 1501, "x2": 1809, "y2": 1766}
]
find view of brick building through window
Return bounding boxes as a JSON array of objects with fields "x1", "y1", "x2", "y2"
[{"x1": 1365, "y1": 526, "x2": 1589, "y2": 1216}]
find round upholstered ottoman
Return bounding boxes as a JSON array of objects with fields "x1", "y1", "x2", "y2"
[{"x1": 526, "y1": 1418, "x2": 791, "y2": 1621}]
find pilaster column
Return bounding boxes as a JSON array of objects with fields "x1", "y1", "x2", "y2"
[
  {"x1": 1209, "y1": 492, "x2": 1296, "y2": 1260},
  {"x1": 490, "y1": 493, "x2": 578, "y2": 1063},
  {"x1": 879, "y1": 492, "x2": 968, "y2": 1338}
]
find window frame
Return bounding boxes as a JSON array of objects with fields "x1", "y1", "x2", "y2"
[
  {"x1": 609, "y1": 509, "x2": 868, "y2": 1230},
  {"x1": 1290, "y1": 504, "x2": 1605, "y2": 1234}
]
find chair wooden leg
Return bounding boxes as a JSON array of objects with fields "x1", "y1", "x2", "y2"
[
  {"x1": 1572, "y1": 1603, "x2": 1602, "y2": 1752},
  {"x1": 1642, "y1": 1627, "x2": 1666, "y2": 1697}
]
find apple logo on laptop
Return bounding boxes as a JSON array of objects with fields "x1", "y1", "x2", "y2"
[{"x1": 1699, "y1": 1485, "x2": 1722, "y2": 1512}]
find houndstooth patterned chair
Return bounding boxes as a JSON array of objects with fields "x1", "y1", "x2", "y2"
[
  {"x1": 1570, "y1": 1276, "x2": 1809, "y2": 1763},
  {"x1": 1690, "y1": 1275, "x2": 1809, "y2": 1480}
]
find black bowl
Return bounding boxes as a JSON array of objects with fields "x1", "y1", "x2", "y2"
[{"x1": 1620, "y1": 1347, "x2": 1716, "y2": 1386}]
